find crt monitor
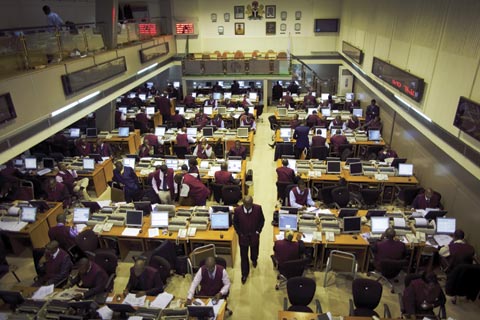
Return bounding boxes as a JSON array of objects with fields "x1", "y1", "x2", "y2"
[
  {"x1": 176, "y1": 106, "x2": 185, "y2": 115},
  {"x1": 146, "y1": 107, "x2": 155, "y2": 115},
  {"x1": 24, "y1": 157, "x2": 37, "y2": 170},
  {"x1": 202, "y1": 127, "x2": 214, "y2": 137},
  {"x1": 326, "y1": 161, "x2": 341, "y2": 174},
  {"x1": 338, "y1": 208, "x2": 358, "y2": 218},
  {"x1": 123, "y1": 157, "x2": 135, "y2": 169},
  {"x1": 307, "y1": 108, "x2": 317, "y2": 115},
  {"x1": 150, "y1": 211, "x2": 169, "y2": 228},
  {"x1": 279, "y1": 213, "x2": 298, "y2": 231},
  {"x1": 390, "y1": 158, "x2": 407, "y2": 169},
  {"x1": 118, "y1": 127, "x2": 130, "y2": 137},
  {"x1": 223, "y1": 92, "x2": 232, "y2": 99},
  {"x1": 314, "y1": 127, "x2": 327, "y2": 138},
  {"x1": 228, "y1": 159, "x2": 242, "y2": 173},
  {"x1": 321, "y1": 108, "x2": 331, "y2": 117},
  {"x1": 70, "y1": 128, "x2": 80, "y2": 138},
  {"x1": 126, "y1": 210, "x2": 143, "y2": 227},
  {"x1": 368, "y1": 129, "x2": 381, "y2": 141},
  {"x1": 349, "y1": 162, "x2": 363, "y2": 175},
  {"x1": 186, "y1": 127, "x2": 197, "y2": 136},
  {"x1": 86, "y1": 128, "x2": 97, "y2": 138},
  {"x1": 398, "y1": 163, "x2": 414, "y2": 176},
  {"x1": 43, "y1": 158, "x2": 55, "y2": 169},
  {"x1": 366, "y1": 209, "x2": 387, "y2": 219},
  {"x1": 237, "y1": 127, "x2": 249, "y2": 138},
  {"x1": 436, "y1": 217, "x2": 456, "y2": 234},
  {"x1": 21, "y1": 206, "x2": 37, "y2": 222},
  {"x1": 203, "y1": 106, "x2": 213, "y2": 115},
  {"x1": 213, "y1": 92, "x2": 221, "y2": 100},
  {"x1": 424, "y1": 210, "x2": 447, "y2": 220},
  {"x1": 134, "y1": 201, "x2": 152, "y2": 216},
  {"x1": 83, "y1": 158, "x2": 95, "y2": 170},
  {"x1": 371, "y1": 217, "x2": 390, "y2": 234},
  {"x1": 343, "y1": 216, "x2": 361, "y2": 234},
  {"x1": 352, "y1": 108, "x2": 363, "y2": 117},
  {"x1": 155, "y1": 126, "x2": 166, "y2": 136},
  {"x1": 321, "y1": 93, "x2": 330, "y2": 101},
  {"x1": 280, "y1": 127, "x2": 291, "y2": 138},
  {"x1": 249, "y1": 92, "x2": 258, "y2": 101},
  {"x1": 210, "y1": 212, "x2": 230, "y2": 230},
  {"x1": 73, "y1": 207, "x2": 90, "y2": 224}
]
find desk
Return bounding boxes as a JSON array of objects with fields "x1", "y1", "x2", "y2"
[
  {"x1": 105, "y1": 132, "x2": 139, "y2": 154},
  {"x1": 278, "y1": 313, "x2": 400, "y2": 320},
  {"x1": 225, "y1": 130, "x2": 255, "y2": 159}
]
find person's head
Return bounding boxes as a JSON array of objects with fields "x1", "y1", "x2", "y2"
[
  {"x1": 285, "y1": 229, "x2": 295, "y2": 241},
  {"x1": 115, "y1": 161, "x2": 123, "y2": 171},
  {"x1": 204, "y1": 256, "x2": 216, "y2": 273},
  {"x1": 308, "y1": 91, "x2": 313, "y2": 96},
  {"x1": 77, "y1": 258, "x2": 91, "y2": 275},
  {"x1": 338, "y1": 178, "x2": 347, "y2": 186},
  {"x1": 160, "y1": 164, "x2": 168, "y2": 173},
  {"x1": 221, "y1": 163, "x2": 228, "y2": 171},
  {"x1": 422, "y1": 271, "x2": 438, "y2": 284},
  {"x1": 335, "y1": 129, "x2": 341, "y2": 135},
  {"x1": 424, "y1": 188, "x2": 433, "y2": 200},
  {"x1": 243, "y1": 195, "x2": 253, "y2": 210},
  {"x1": 335, "y1": 115, "x2": 341, "y2": 122},
  {"x1": 371, "y1": 99, "x2": 376, "y2": 105},
  {"x1": 200, "y1": 138, "x2": 207, "y2": 147},
  {"x1": 235, "y1": 140, "x2": 241, "y2": 149},
  {"x1": 198, "y1": 109, "x2": 204, "y2": 116},
  {"x1": 45, "y1": 240, "x2": 59, "y2": 258},
  {"x1": 351, "y1": 115, "x2": 358, "y2": 122},
  {"x1": 297, "y1": 179, "x2": 306, "y2": 192},
  {"x1": 244, "y1": 106, "x2": 250, "y2": 114},
  {"x1": 133, "y1": 256, "x2": 148, "y2": 277},
  {"x1": 384, "y1": 227, "x2": 396, "y2": 240},
  {"x1": 42, "y1": 5, "x2": 51, "y2": 15},
  {"x1": 181, "y1": 164, "x2": 188, "y2": 172},
  {"x1": 312, "y1": 110, "x2": 317, "y2": 115},
  {"x1": 143, "y1": 139, "x2": 150, "y2": 146},
  {"x1": 174, "y1": 172, "x2": 184, "y2": 184},
  {"x1": 188, "y1": 158, "x2": 198, "y2": 167},
  {"x1": 175, "y1": 110, "x2": 180, "y2": 115},
  {"x1": 282, "y1": 159, "x2": 289, "y2": 167},
  {"x1": 56, "y1": 213, "x2": 66, "y2": 224},
  {"x1": 58, "y1": 163, "x2": 67, "y2": 171},
  {"x1": 453, "y1": 229, "x2": 465, "y2": 240}
]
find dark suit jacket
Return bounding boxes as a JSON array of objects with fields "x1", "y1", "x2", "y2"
[
  {"x1": 293, "y1": 126, "x2": 310, "y2": 149},
  {"x1": 214, "y1": 171, "x2": 234, "y2": 185},
  {"x1": 403, "y1": 278, "x2": 445, "y2": 315},
  {"x1": 233, "y1": 204, "x2": 265, "y2": 246},
  {"x1": 48, "y1": 224, "x2": 76, "y2": 250},
  {"x1": 72, "y1": 262, "x2": 108, "y2": 299},
  {"x1": 276, "y1": 166, "x2": 295, "y2": 183},
  {"x1": 412, "y1": 192, "x2": 442, "y2": 209},
  {"x1": 113, "y1": 167, "x2": 140, "y2": 191},
  {"x1": 126, "y1": 266, "x2": 164, "y2": 296},
  {"x1": 155, "y1": 96, "x2": 170, "y2": 115}
]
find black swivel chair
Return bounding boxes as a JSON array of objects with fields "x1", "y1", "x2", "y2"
[
  {"x1": 221, "y1": 185, "x2": 242, "y2": 205},
  {"x1": 75, "y1": 229, "x2": 99, "y2": 257},
  {"x1": 283, "y1": 277, "x2": 322, "y2": 313},
  {"x1": 94, "y1": 249, "x2": 118, "y2": 293},
  {"x1": 320, "y1": 185, "x2": 336, "y2": 207},
  {"x1": 361, "y1": 188, "x2": 382, "y2": 208},
  {"x1": 349, "y1": 278, "x2": 391, "y2": 317},
  {"x1": 310, "y1": 146, "x2": 329, "y2": 160},
  {"x1": 148, "y1": 256, "x2": 172, "y2": 285},
  {"x1": 396, "y1": 187, "x2": 423, "y2": 208},
  {"x1": 331, "y1": 186, "x2": 350, "y2": 208},
  {"x1": 268, "y1": 115, "x2": 280, "y2": 140},
  {"x1": 275, "y1": 258, "x2": 308, "y2": 290},
  {"x1": 0, "y1": 239, "x2": 20, "y2": 283},
  {"x1": 368, "y1": 259, "x2": 406, "y2": 293},
  {"x1": 446, "y1": 264, "x2": 480, "y2": 304},
  {"x1": 173, "y1": 146, "x2": 189, "y2": 159}
]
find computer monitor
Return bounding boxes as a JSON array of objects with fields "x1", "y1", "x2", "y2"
[
  {"x1": 73, "y1": 207, "x2": 90, "y2": 224},
  {"x1": 165, "y1": 158, "x2": 178, "y2": 170},
  {"x1": 29, "y1": 200, "x2": 50, "y2": 212},
  {"x1": 203, "y1": 106, "x2": 213, "y2": 115},
  {"x1": 424, "y1": 210, "x2": 448, "y2": 220},
  {"x1": 238, "y1": 81, "x2": 245, "y2": 87},
  {"x1": 176, "y1": 106, "x2": 185, "y2": 115},
  {"x1": 187, "y1": 306, "x2": 215, "y2": 319},
  {"x1": 436, "y1": 217, "x2": 456, "y2": 234},
  {"x1": 139, "y1": 94, "x2": 147, "y2": 101},
  {"x1": 81, "y1": 201, "x2": 101, "y2": 213},
  {"x1": 326, "y1": 161, "x2": 341, "y2": 174},
  {"x1": 126, "y1": 210, "x2": 143, "y2": 227},
  {"x1": 368, "y1": 129, "x2": 381, "y2": 141},
  {"x1": 228, "y1": 159, "x2": 242, "y2": 173},
  {"x1": 146, "y1": 82, "x2": 154, "y2": 89},
  {"x1": 279, "y1": 213, "x2": 298, "y2": 231},
  {"x1": 345, "y1": 158, "x2": 361, "y2": 165},
  {"x1": 70, "y1": 128, "x2": 80, "y2": 138},
  {"x1": 21, "y1": 207, "x2": 37, "y2": 222},
  {"x1": 349, "y1": 162, "x2": 363, "y2": 175},
  {"x1": 280, "y1": 127, "x2": 291, "y2": 138},
  {"x1": 398, "y1": 163, "x2": 414, "y2": 176},
  {"x1": 213, "y1": 92, "x2": 221, "y2": 100},
  {"x1": 191, "y1": 92, "x2": 197, "y2": 98},
  {"x1": 0, "y1": 290, "x2": 25, "y2": 308},
  {"x1": 106, "y1": 303, "x2": 136, "y2": 315},
  {"x1": 155, "y1": 126, "x2": 166, "y2": 136},
  {"x1": 237, "y1": 127, "x2": 249, "y2": 138},
  {"x1": 321, "y1": 108, "x2": 331, "y2": 117},
  {"x1": 321, "y1": 93, "x2": 330, "y2": 100},
  {"x1": 314, "y1": 127, "x2": 327, "y2": 138},
  {"x1": 118, "y1": 127, "x2": 130, "y2": 137},
  {"x1": 86, "y1": 128, "x2": 97, "y2": 138},
  {"x1": 187, "y1": 127, "x2": 197, "y2": 137},
  {"x1": 277, "y1": 108, "x2": 287, "y2": 116},
  {"x1": 202, "y1": 127, "x2": 214, "y2": 137},
  {"x1": 366, "y1": 209, "x2": 387, "y2": 219},
  {"x1": 338, "y1": 208, "x2": 358, "y2": 218},
  {"x1": 210, "y1": 212, "x2": 230, "y2": 230},
  {"x1": 343, "y1": 216, "x2": 361, "y2": 234},
  {"x1": 123, "y1": 157, "x2": 135, "y2": 169},
  {"x1": 83, "y1": 158, "x2": 95, "y2": 170},
  {"x1": 346, "y1": 93, "x2": 355, "y2": 101},
  {"x1": 134, "y1": 201, "x2": 152, "y2": 216},
  {"x1": 43, "y1": 158, "x2": 55, "y2": 169},
  {"x1": 223, "y1": 92, "x2": 232, "y2": 100},
  {"x1": 14, "y1": 159, "x2": 23, "y2": 167},
  {"x1": 24, "y1": 157, "x2": 37, "y2": 170},
  {"x1": 352, "y1": 108, "x2": 363, "y2": 117},
  {"x1": 150, "y1": 211, "x2": 169, "y2": 228},
  {"x1": 211, "y1": 205, "x2": 230, "y2": 213},
  {"x1": 118, "y1": 107, "x2": 127, "y2": 114},
  {"x1": 371, "y1": 216, "x2": 390, "y2": 234},
  {"x1": 146, "y1": 107, "x2": 155, "y2": 115},
  {"x1": 279, "y1": 206, "x2": 299, "y2": 215},
  {"x1": 390, "y1": 158, "x2": 407, "y2": 169},
  {"x1": 153, "y1": 204, "x2": 176, "y2": 218},
  {"x1": 249, "y1": 92, "x2": 258, "y2": 101},
  {"x1": 205, "y1": 81, "x2": 212, "y2": 87},
  {"x1": 307, "y1": 108, "x2": 317, "y2": 115}
]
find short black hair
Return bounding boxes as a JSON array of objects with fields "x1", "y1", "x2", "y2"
[{"x1": 42, "y1": 5, "x2": 51, "y2": 14}]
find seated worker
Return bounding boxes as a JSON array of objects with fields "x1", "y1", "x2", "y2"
[
  {"x1": 171, "y1": 110, "x2": 186, "y2": 128},
  {"x1": 439, "y1": 229, "x2": 475, "y2": 271},
  {"x1": 281, "y1": 91, "x2": 294, "y2": 108},
  {"x1": 93, "y1": 139, "x2": 112, "y2": 157},
  {"x1": 240, "y1": 114, "x2": 256, "y2": 133},
  {"x1": 175, "y1": 172, "x2": 211, "y2": 206},
  {"x1": 138, "y1": 139, "x2": 154, "y2": 157},
  {"x1": 175, "y1": 127, "x2": 196, "y2": 157},
  {"x1": 135, "y1": 111, "x2": 151, "y2": 131},
  {"x1": 346, "y1": 115, "x2": 360, "y2": 130},
  {"x1": 328, "y1": 115, "x2": 346, "y2": 131},
  {"x1": 68, "y1": 258, "x2": 108, "y2": 300},
  {"x1": 289, "y1": 180, "x2": 316, "y2": 209},
  {"x1": 45, "y1": 178, "x2": 70, "y2": 207},
  {"x1": 210, "y1": 114, "x2": 224, "y2": 128},
  {"x1": 273, "y1": 229, "x2": 305, "y2": 265},
  {"x1": 186, "y1": 256, "x2": 231, "y2": 305},
  {"x1": 228, "y1": 140, "x2": 247, "y2": 160},
  {"x1": 303, "y1": 91, "x2": 317, "y2": 108},
  {"x1": 56, "y1": 163, "x2": 90, "y2": 201},
  {"x1": 241, "y1": 94, "x2": 253, "y2": 107},
  {"x1": 132, "y1": 93, "x2": 144, "y2": 107},
  {"x1": 377, "y1": 145, "x2": 398, "y2": 162},
  {"x1": 214, "y1": 163, "x2": 237, "y2": 185},
  {"x1": 113, "y1": 161, "x2": 141, "y2": 203},
  {"x1": 411, "y1": 188, "x2": 443, "y2": 210},
  {"x1": 151, "y1": 164, "x2": 175, "y2": 204},
  {"x1": 33, "y1": 241, "x2": 73, "y2": 287},
  {"x1": 311, "y1": 133, "x2": 329, "y2": 148},
  {"x1": 204, "y1": 95, "x2": 218, "y2": 108},
  {"x1": 330, "y1": 129, "x2": 348, "y2": 154},
  {"x1": 193, "y1": 138, "x2": 214, "y2": 159},
  {"x1": 362, "y1": 115, "x2": 382, "y2": 131},
  {"x1": 188, "y1": 158, "x2": 201, "y2": 179},
  {"x1": 306, "y1": 110, "x2": 322, "y2": 128},
  {"x1": 372, "y1": 227, "x2": 406, "y2": 271},
  {"x1": 276, "y1": 159, "x2": 296, "y2": 184},
  {"x1": 194, "y1": 109, "x2": 209, "y2": 128},
  {"x1": 124, "y1": 256, "x2": 164, "y2": 297},
  {"x1": 402, "y1": 271, "x2": 446, "y2": 317},
  {"x1": 0, "y1": 177, "x2": 19, "y2": 203},
  {"x1": 289, "y1": 113, "x2": 301, "y2": 129},
  {"x1": 48, "y1": 214, "x2": 78, "y2": 251},
  {"x1": 183, "y1": 93, "x2": 195, "y2": 108},
  {"x1": 75, "y1": 138, "x2": 91, "y2": 157}
]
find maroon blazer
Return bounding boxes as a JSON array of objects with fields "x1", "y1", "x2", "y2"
[
  {"x1": 276, "y1": 166, "x2": 295, "y2": 183},
  {"x1": 46, "y1": 182, "x2": 70, "y2": 205},
  {"x1": 412, "y1": 192, "x2": 442, "y2": 209},
  {"x1": 176, "y1": 133, "x2": 189, "y2": 148},
  {"x1": 403, "y1": 278, "x2": 445, "y2": 315},
  {"x1": 98, "y1": 143, "x2": 112, "y2": 157},
  {"x1": 346, "y1": 119, "x2": 360, "y2": 130},
  {"x1": 155, "y1": 96, "x2": 170, "y2": 115},
  {"x1": 136, "y1": 112, "x2": 150, "y2": 126},
  {"x1": 330, "y1": 134, "x2": 348, "y2": 153},
  {"x1": 228, "y1": 146, "x2": 246, "y2": 159},
  {"x1": 291, "y1": 187, "x2": 309, "y2": 206},
  {"x1": 183, "y1": 174, "x2": 210, "y2": 205},
  {"x1": 48, "y1": 224, "x2": 76, "y2": 250},
  {"x1": 42, "y1": 249, "x2": 73, "y2": 286},
  {"x1": 74, "y1": 261, "x2": 108, "y2": 299},
  {"x1": 214, "y1": 171, "x2": 234, "y2": 185},
  {"x1": 373, "y1": 239, "x2": 406, "y2": 270},
  {"x1": 448, "y1": 242, "x2": 475, "y2": 267},
  {"x1": 199, "y1": 265, "x2": 225, "y2": 296},
  {"x1": 311, "y1": 136, "x2": 327, "y2": 147},
  {"x1": 126, "y1": 266, "x2": 164, "y2": 296},
  {"x1": 152, "y1": 168, "x2": 175, "y2": 198},
  {"x1": 76, "y1": 144, "x2": 91, "y2": 157},
  {"x1": 233, "y1": 204, "x2": 265, "y2": 246},
  {"x1": 274, "y1": 239, "x2": 302, "y2": 264}
]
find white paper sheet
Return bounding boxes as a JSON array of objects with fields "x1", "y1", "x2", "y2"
[
  {"x1": 414, "y1": 218, "x2": 428, "y2": 227},
  {"x1": 433, "y1": 234, "x2": 453, "y2": 247},
  {"x1": 150, "y1": 292, "x2": 174, "y2": 309},
  {"x1": 0, "y1": 221, "x2": 28, "y2": 232},
  {"x1": 122, "y1": 228, "x2": 141, "y2": 236},
  {"x1": 275, "y1": 233, "x2": 284, "y2": 241},
  {"x1": 32, "y1": 284, "x2": 54, "y2": 300},
  {"x1": 207, "y1": 298, "x2": 225, "y2": 319},
  {"x1": 302, "y1": 233, "x2": 313, "y2": 243},
  {"x1": 123, "y1": 293, "x2": 146, "y2": 307},
  {"x1": 394, "y1": 218, "x2": 406, "y2": 228},
  {"x1": 148, "y1": 228, "x2": 160, "y2": 237},
  {"x1": 97, "y1": 305, "x2": 113, "y2": 320},
  {"x1": 97, "y1": 200, "x2": 111, "y2": 208}
]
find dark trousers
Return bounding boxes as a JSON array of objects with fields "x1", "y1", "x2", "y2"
[
  {"x1": 295, "y1": 146, "x2": 307, "y2": 159},
  {"x1": 240, "y1": 243, "x2": 259, "y2": 277},
  {"x1": 124, "y1": 188, "x2": 141, "y2": 203}
]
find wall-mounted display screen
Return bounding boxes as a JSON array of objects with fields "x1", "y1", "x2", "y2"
[
  {"x1": 453, "y1": 96, "x2": 480, "y2": 142},
  {"x1": 176, "y1": 23, "x2": 195, "y2": 34},
  {"x1": 139, "y1": 23, "x2": 157, "y2": 35},
  {"x1": 342, "y1": 41, "x2": 363, "y2": 65},
  {"x1": 314, "y1": 19, "x2": 339, "y2": 33},
  {"x1": 0, "y1": 93, "x2": 16, "y2": 125}
]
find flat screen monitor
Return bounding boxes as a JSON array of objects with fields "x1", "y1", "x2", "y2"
[
  {"x1": 118, "y1": 107, "x2": 128, "y2": 114},
  {"x1": 155, "y1": 126, "x2": 166, "y2": 136},
  {"x1": 153, "y1": 204, "x2": 176, "y2": 218},
  {"x1": 277, "y1": 108, "x2": 287, "y2": 116},
  {"x1": 176, "y1": 106, "x2": 185, "y2": 115},
  {"x1": 81, "y1": 201, "x2": 101, "y2": 213},
  {"x1": 139, "y1": 94, "x2": 146, "y2": 101},
  {"x1": 187, "y1": 127, "x2": 197, "y2": 137},
  {"x1": 343, "y1": 216, "x2": 361, "y2": 234},
  {"x1": 123, "y1": 157, "x2": 135, "y2": 169},
  {"x1": 321, "y1": 108, "x2": 331, "y2": 117},
  {"x1": 73, "y1": 207, "x2": 90, "y2": 224},
  {"x1": 338, "y1": 208, "x2": 358, "y2": 218},
  {"x1": 279, "y1": 213, "x2": 298, "y2": 231},
  {"x1": 14, "y1": 159, "x2": 23, "y2": 167},
  {"x1": 371, "y1": 216, "x2": 390, "y2": 234},
  {"x1": 307, "y1": 108, "x2": 317, "y2": 115},
  {"x1": 327, "y1": 161, "x2": 341, "y2": 174},
  {"x1": 128, "y1": 93, "x2": 136, "y2": 99},
  {"x1": 173, "y1": 81, "x2": 180, "y2": 88},
  {"x1": 228, "y1": 159, "x2": 242, "y2": 173},
  {"x1": 134, "y1": 201, "x2": 152, "y2": 216},
  {"x1": 453, "y1": 96, "x2": 480, "y2": 142},
  {"x1": 314, "y1": 127, "x2": 327, "y2": 138},
  {"x1": 279, "y1": 206, "x2": 299, "y2": 215},
  {"x1": 390, "y1": 158, "x2": 407, "y2": 169},
  {"x1": 165, "y1": 158, "x2": 178, "y2": 170},
  {"x1": 126, "y1": 210, "x2": 143, "y2": 227},
  {"x1": 86, "y1": 128, "x2": 97, "y2": 138},
  {"x1": 191, "y1": 92, "x2": 197, "y2": 98},
  {"x1": 424, "y1": 210, "x2": 447, "y2": 220},
  {"x1": 436, "y1": 217, "x2": 456, "y2": 234},
  {"x1": 398, "y1": 163, "x2": 413, "y2": 176},
  {"x1": 366, "y1": 209, "x2": 387, "y2": 218},
  {"x1": 150, "y1": 211, "x2": 169, "y2": 228},
  {"x1": 24, "y1": 157, "x2": 37, "y2": 170},
  {"x1": 213, "y1": 93, "x2": 221, "y2": 100},
  {"x1": 83, "y1": 158, "x2": 95, "y2": 170},
  {"x1": 211, "y1": 205, "x2": 230, "y2": 213},
  {"x1": 352, "y1": 108, "x2": 363, "y2": 117},
  {"x1": 146, "y1": 82, "x2": 154, "y2": 89},
  {"x1": 146, "y1": 107, "x2": 155, "y2": 115},
  {"x1": 202, "y1": 127, "x2": 213, "y2": 137},
  {"x1": 210, "y1": 212, "x2": 230, "y2": 230},
  {"x1": 118, "y1": 127, "x2": 130, "y2": 137},
  {"x1": 43, "y1": 158, "x2": 55, "y2": 169},
  {"x1": 346, "y1": 93, "x2": 355, "y2": 101},
  {"x1": 70, "y1": 128, "x2": 80, "y2": 138},
  {"x1": 349, "y1": 162, "x2": 363, "y2": 175},
  {"x1": 280, "y1": 127, "x2": 291, "y2": 138},
  {"x1": 321, "y1": 94, "x2": 330, "y2": 101},
  {"x1": 249, "y1": 92, "x2": 258, "y2": 101},
  {"x1": 368, "y1": 129, "x2": 381, "y2": 141},
  {"x1": 314, "y1": 19, "x2": 339, "y2": 33},
  {"x1": 345, "y1": 158, "x2": 361, "y2": 165},
  {"x1": 203, "y1": 106, "x2": 213, "y2": 115},
  {"x1": 21, "y1": 206, "x2": 37, "y2": 222},
  {"x1": 187, "y1": 306, "x2": 214, "y2": 319},
  {"x1": 223, "y1": 92, "x2": 232, "y2": 100},
  {"x1": 238, "y1": 81, "x2": 245, "y2": 87},
  {"x1": 237, "y1": 127, "x2": 249, "y2": 138}
]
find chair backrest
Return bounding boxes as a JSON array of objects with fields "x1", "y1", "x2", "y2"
[
  {"x1": 380, "y1": 259, "x2": 405, "y2": 279},
  {"x1": 339, "y1": 144, "x2": 353, "y2": 161},
  {"x1": 352, "y1": 278, "x2": 382, "y2": 310},
  {"x1": 211, "y1": 183, "x2": 224, "y2": 203},
  {"x1": 287, "y1": 276, "x2": 316, "y2": 307},
  {"x1": 150, "y1": 240, "x2": 177, "y2": 268},
  {"x1": 276, "y1": 181, "x2": 291, "y2": 201},
  {"x1": 401, "y1": 187, "x2": 423, "y2": 206},
  {"x1": 221, "y1": 185, "x2": 242, "y2": 205},
  {"x1": 321, "y1": 186, "x2": 336, "y2": 205},
  {"x1": 149, "y1": 255, "x2": 171, "y2": 284},
  {"x1": 75, "y1": 229, "x2": 99, "y2": 253},
  {"x1": 279, "y1": 259, "x2": 307, "y2": 279},
  {"x1": 361, "y1": 189, "x2": 381, "y2": 205},
  {"x1": 268, "y1": 115, "x2": 279, "y2": 130},
  {"x1": 310, "y1": 146, "x2": 328, "y2": 160},
  {"x1": 331, "y1": 186, "x2": 350, "y2": 207},
  {"x1": 94, "y1": 249, "x2": 118, "y2": 276},
  {"x1": 446, "y1": 264, "x2": 480, "y2": 298},
  {"x1": 189, "y1": 244, "x2": 216, "y2": 272},
  {"x1": 328, "y1": 250, "x2": 356, "y2": 273}
]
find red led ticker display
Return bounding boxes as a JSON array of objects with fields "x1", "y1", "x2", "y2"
[
  {"x1": 176, "y1": 23, "x2": 194, "y2": 34},
  {"x1": 139, "y1": 24, "x2": 157, "y2": 35}
]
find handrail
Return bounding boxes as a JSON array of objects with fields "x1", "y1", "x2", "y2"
[
  {"x1": 0, "y1": 22, "x2": 102, "y2": 34},
  {"x1": 290, "y1": 53, "x2": 328, "y2": 82}
]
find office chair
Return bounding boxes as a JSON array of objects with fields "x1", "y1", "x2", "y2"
[
  {"x1": 147, "y1": 255, "x2": 171, "y2": 285},
  {"x1": 16, "y1": 179, "x2": 34, "y2": 201},
  {"x1": 268, "y1": 115, "x2": 280, "y2": 140},
  {"x1": 187, "y1": 244, "x2": 216, "y2": 275},
  {"x1": 210, "y1": 183, "x2": 224, "y2": 203},
  {"x1": 283, "y1": 184, "x2": 297, "y2": 206},
  {"x1": 396, "y1": 186, "x2": 423, "y2": 208},
  {"x1": 143, "y1": 134, "x2": 159, "y2": 153},
  {"x1": 331, "y1": 186, "x2": 350, "y2": 208},
  {"x1": 134, "y1": 120, "x2": 149, "y2": 134},
  {"x1": 75, "y1": 229, "x2": 99, "y2": 257},
  {"x1": 320, "y1": 185, "x2": 336, "y2": 207},
  {"x1": 283, "y1": 277, "x2": 322, "y2": 313},
  {"x1": 368, "y1": 259, "x2": 406, "y2": 293},
  {"x1": 364, "y1": 146, "x2": 383, "y2": 160},
  {"x1": 310, "y1": 146, "x2": 329, "y2": 160},
  {"x1": 349, "y1": 278, "x2": 391, "y2": 317},
  {"x1": 0, "y1": 239, "x2": 20, "y2": 283},
  {"x1": 221, "y1": 185, "x2": 242, "y2": 205},
  {"x1": 274, "y1": 142, "x2": 295, "y2": 161},
  {"x1": 275, "y1": 258, "x2": 308, "y2": 290},
  {"x1": 94, "y1": 249, "x2": 118, "y2": 293},
  {"x1": 324, "y1": 250, "x2": 357, "y2": 287},
  {"x1": 360, "y1": 188, "x2": 382, "y2": 208},
  {"x1": 276, "y1": 181, "x2": 291, "y2": 202},
  {"x1": 446, "y1": 264, "x2": 480, "y2": 304},
  {"x1": 213, "y1": 141, "x2": 224, "y2": 158},
  {"x1": 173, "y1": 146, "x2": 189, "y2": 159},
  {"x1": 339, "y1": 144, "x2": 354, "y2": 161}
]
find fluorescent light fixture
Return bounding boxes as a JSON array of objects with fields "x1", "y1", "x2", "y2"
[
  {"x1": 78, "y1": 91, "x2": 100, "y2": 103},
  {"x1": 410, "y1": 105, "x2": 432, "y2": 122},
  {"x1": 51, "y1": 101, "x2": 78, "y2": 117},
  {"x1": 394, "y1": 94, "x2": 431, "y2": 122},
  {"x1": 394, "y1": 94, "x2": 412, "y2": 108},
  {"x1": 137, "y1": 63, "x2": 158, "y2": 75}
]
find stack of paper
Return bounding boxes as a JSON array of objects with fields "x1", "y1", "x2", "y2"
[
  {"x1": 32, "y1": 284, "x2": 54, "y2": 300},
  {"x1": 122, "y1": 228, "x2": 141, "y2": 236},
  {"x1": 123, "y1": 293, "x2": 146, "y2": 307},
  {"x1": 0, "y1": 221, "x2": 28, "y2": 231},
  {"x1": 414, "y1": 218, "x2": 428, "y2": 227},
  {"x1": 150, "y1": 292, "x2": 174, "y2": 309}
]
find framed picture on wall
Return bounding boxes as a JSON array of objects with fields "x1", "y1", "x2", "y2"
[
  {"x1": 234, "y1": 6, "x2": 244, "y2": 19},
  {"x1": 295, "y1": 23, "x2": 301, "y2": 32},
  {"x1": 295, "y1": 11, "x2": 302, "y2": 20},
  {"x1": 266, "y1": 22, "x2": 276, "y2": 35},
  {"x1": 211, "y1": 13, "x2": 217, "y2": 22},
  {"x1": 224, "y1": 12, "x2": 230, "y2": 22},
  {"x1": 280, "y1": 23, "x2": 287, "y2": 32},
  {"x1": 218, "y1": 26, "x2": 224, "y2": 35},
  {"x1": 265, "y1": 5, "x2": 276, "y2": 19},
  {"x1": 235, "y1": 22, "x2": 245, "y2": 35},
  {"x1": 281, "y1": 11, "x2": 287, "y2": 21}
]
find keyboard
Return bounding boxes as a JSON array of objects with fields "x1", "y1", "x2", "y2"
[
  {"x1": 77, "y1": 170, "x2": 93, "y2": 174},
  {"x1": 37, "y1": 168, "x2": 52, "y2": 176}
]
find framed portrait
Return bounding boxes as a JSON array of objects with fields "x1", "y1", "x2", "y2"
[
  {"x1": 295, "y1": 11, "x2": 302, "y2": 20},
  {"x1": 224, "y1": 12, "x2": 230, "y2": 22},
  {"x1": 265, "y1": 5, "x2": 276, "y2": 19},
  {"x1": 234, "y1": 6, "x2": 244, "y2": 19},
  {"x1": 295, "y1": 23, "x2": 301, "y2": 31},
  {"x1": 211, "y1": 13, "x2": 217, "y2": 22},
  {"x1": 218, "y1": 26, "x2": 224, "y2": 35},
  {"x1": 266, "y1": 21, "x2": 276, "y2": 35},
  {"x1": 280, "y1": 11, "x2": 287, "y2": 21},
  {"x1": 280, "y1": 23, "x2": 287, "y2": 32},
  {"x1": 235, "y1": 22, "x2": 245, "y2": 35}
]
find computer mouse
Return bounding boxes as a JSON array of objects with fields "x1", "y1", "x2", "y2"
[
  {"x1": 220, "y1": 234, "x2": 224, "y2": 239},
  {"x1": 352, "y1": 235, "x2": 358, "y2": 240},
  {"x1": 169, "y1": 232, "x2": 172, "y2": 236}
]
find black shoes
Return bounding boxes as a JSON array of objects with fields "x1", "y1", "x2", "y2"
[
  {"x1": 252, "y1": 260, "x2": 257, "y2": 268},
  {"x1": 241, "y1": 276, "x2": 247, "y2": 284},
  {"x1": 268, "y1": 143, "x2": 275, "y2": 149}
]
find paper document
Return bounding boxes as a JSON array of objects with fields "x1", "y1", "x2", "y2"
[
  {"x1": 0, "y1": 221, "x2": 28, "y2": 232},
  {"x1": 414, "y1": 218, "x2": 428, "y2": 227},
  {"x1": 97, "y1": 305, "x2": 113, "y2": 320},
  {"x1": 32, "y1": 284, "x2": 54, "y2": 300},
  {"x1": 193, "y1": 298, "x2": 205, "y2": 306},
  {"x1": 150, "y1": 292, "x2": 174, "y2": 309},
  {"x1": 52, "y1": 287, "x2": 87, "y2": 300},
  {"x1": 123, "y1": 293, "x2": 146, "y2": 307},
  {"x1": 148, "y1": 228, "x2": 160, "y2": 237},
  {"x1": 302, "y1": 233, "x2": 313, "y2": 243},
  {"x1": 413, "y1": 209, "x2": 426, "y2": 217},
  {"x1": 433, "y1": 234, "x2": 453, "y2": 247},
  {"x1": 394, "y1": 218, "x2": 406, "y2": 228},
  {"x1": 75, "y1": 224, "x2": 87, "y2": 232},
  {"x1": 128, "y1": 317, "x2": 143, "y2": 320},
  {"x1": 317, "y1": 209, "x2": 333, "y2": 215},
  {"x1": 207, "y1": 298, "x2": 225, "y2": 319},
  {"x1": 122, "y1": 228, "x2": 141, "y2": 236},
  {"x1": 275, "y1": 233, "x2": 284, "y2": 241}
]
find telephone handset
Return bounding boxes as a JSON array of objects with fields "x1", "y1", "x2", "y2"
[
  {"x1": 187, "y1": 227, "x2": 197, "y2": 237},
  {"x1": 93, "y1": 224, "x2": 104, "y2": 234},
  {"x1": 178, "y1": 228, "x2": 187, "y2": 239},
  {"x1": 325, "y1": 231, "x2": 335, "y2": 242}
]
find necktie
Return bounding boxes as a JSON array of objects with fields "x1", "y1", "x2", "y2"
[{"x1": 162, "y1": 173, "x2": 168, "y2": 190}]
